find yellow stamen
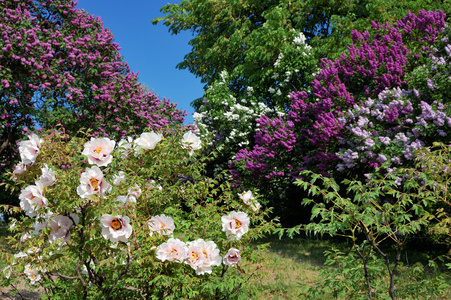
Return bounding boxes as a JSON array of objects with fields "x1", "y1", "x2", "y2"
[
  {"x1": 234, "y1": 218, "x2": 241, "y2": 229},
  {"x1": 160, "y1": 223, "x2": 165, "y2": 230},
  {"x1": 31, "y1": 274, "x2": 36, "y2": 278},
  {"x1": 202, "y1": 250, "x2": 208, "y2": 258},
  {"x1": 94, "y1": 147, "x2": 102, "y2": 154},
  {"x1": 111, "y1": 219, "x2": 122, "y2": 230},
  {"x1": 169, "y1": 249, "x2": 178, "y2": 255},
  {"x1": 191, "y1": 252, "x2": 198, "y2": 260},
  {"x1": 90, "y1": 178, "x2": 99, "y2": 191}
]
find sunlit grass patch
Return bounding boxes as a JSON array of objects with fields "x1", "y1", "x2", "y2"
[{"x1": 249, "y1": 235, "x2": 341, "y2": 299}]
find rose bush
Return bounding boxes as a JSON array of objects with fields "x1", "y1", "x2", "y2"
[{"x1": 0, "y1": 129, "x2": 276, "y2": 299}]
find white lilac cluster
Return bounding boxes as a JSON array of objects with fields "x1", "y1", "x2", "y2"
[
  {"x1": 336, "y1": 87, "x2": 451, "y2": 172},
  {"x1": 293, "y1": 31, "x2": 312, "y2": 53},
  {"x1": 197, "y1": 83, "x2": 281, "y2": 150},
  {"x1": 155, "y1": 211, "x2": 249, "y2": 275},
  {"x1": 269, "y1": 31, "x2": 313, "y2": 96}
]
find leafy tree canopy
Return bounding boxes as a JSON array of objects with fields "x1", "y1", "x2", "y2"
[
  {"x1": 0, "y1": 0, "x2": 187, "y2": 172},
  {"x1": 153, "y1": 0, "x2": 450, "y2": 108}
]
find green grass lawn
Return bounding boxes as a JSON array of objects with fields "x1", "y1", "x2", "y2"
[{"x1": 249, "y1": 234, "x2": 451, "y2": 299}]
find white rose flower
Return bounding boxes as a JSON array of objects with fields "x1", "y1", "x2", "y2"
[
  {"x1": 147, "y1": 214, "x2": 175, "y2": 236},
  {"x1": 181, "y1": 131, "x2": 202, "y2": 156},
  {"x1": 19, "y1": 133, "x2": 43, "y2": 165},
  {"x1": 33, "y1": 218, "x2": 48, "y2": 235},
  {"x1": 223, "y1": 248, "x2": 241, "y2": 267},
  {"x1": 155, "y1": 238, "x2": 188, "y2": 263},
  {"x1": 9, "y1": 219, "x2": 17, "y2": 230},
  {"x1": 19, "y1": 185, "x2": 47, "y2": 217},
  {"x1": 99, "y1": 214, "x2": 133, "y2": 243},
  {"x1": 221, "y1": 211, "x2": 250, "y2": 240},
  {"x1": 134, "y1": 131, "x2": 162, "y2": 152},
  {"x1": 82, "y1": 137, "x2": 116, "y2": 167},
  {"x1": 76, "y1": 166, "x2": 111, "y2": 199}
]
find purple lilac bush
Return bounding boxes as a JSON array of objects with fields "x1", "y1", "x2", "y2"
[
  {"x1": 231, "y1": 10, "x2": 450, "y2": 190},
  {"x1": 0, "y1": 0, "x2": 187, "y2": 170}
]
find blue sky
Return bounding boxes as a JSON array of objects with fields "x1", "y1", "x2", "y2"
[{"x1": 76, "y1": 0, "x2": 204, "y2": 124}]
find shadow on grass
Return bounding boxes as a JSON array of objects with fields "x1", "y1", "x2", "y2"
[{"x1": 254, "y1": 232, "x2": 348, "y2": 267}]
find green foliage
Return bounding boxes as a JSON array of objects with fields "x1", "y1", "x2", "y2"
[
  {"x1": 294, "y1": 146, "x2": 451, "y2": 299},
  {"x1": 154, "y1": 0, "x2": 450, "y2": 106},
  {"x1": 0, "y1": 129, "x2": 278, "y2": 299}
]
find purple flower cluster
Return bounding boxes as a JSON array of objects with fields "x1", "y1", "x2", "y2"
[
  {"x1": 0, "y1": 0, "x2": 187, "y2": 169},
  {"x1": 231, "y1": 10, "x2": 449, "y2": 187}
]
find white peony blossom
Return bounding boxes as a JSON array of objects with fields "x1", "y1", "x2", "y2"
[
  {"x1": 155, "y1": 238, "x2": 188, "y2": 263},
  {"x1": 48, "y1": 215, "x2": 78, "y2": 244},
  {"x1": 99, "y1": 214, "x2": 133, "y2": 243},
  {"x1": 182, "y1": 131, "x2": 202, "y2": 156},
  {"x1": 223, "y1": 248, "x2": 241, "y2": 267},
  {"x1": 24, "y1": 264, "x2": 41, "y2": 284},
  {"x1": 76, "y1": 166, "x2": 111, "y2": 199},
  {"x1": 19, "y1": 185, "x2": 48, "y2": 217},
  {"x1": 3, "y1": 265, "x2": 11, "y2": 279},
  {"x1": 112, "y1": 171, "x2": 126, "y2": 185},
  {"x1": 238, "y1": 190, "x2": 261, "y2": 212},
  {"x1": 147, "y1": 214, "x2": 175, "y2": 236},
  {"x1": 134, "y1": 131, "x2": 162, "y2": 152},
  {"x1": 36, "y1": 164, "x2": 56, "y2": 187},
  {"x1": 13, "y1": 163, "x2": 27, "y2": 176},
  {"x1": 19, "y1": 133, "x2": 43, "y2": 165},
  {"x1": 221, "y1": 211, "x2": 250, "y2": 240},
  {"x1": 117, "y1": 185, "x2": 141, "y2": 206},
  {"x1": 82, "y1": 137, "x2": 116, "y2": 167},
  {"x1": 14, "y1": 251, "x2": 28, "y2": 260},
  {"x1": 185, "y1": 239, "x2": 222, "y2": 275},
  {"x1": 117, "y1": 137, "x2": 134, "y2": 158},
  {"x1": 146, "y1": 179, "x2": 163, "y2": 191},
  {"x1": 20, "y1": 232, "x2": 33, "y2": 243}
]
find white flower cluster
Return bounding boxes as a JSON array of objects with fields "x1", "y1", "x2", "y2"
[
  {"x1": 196, "y1": 89, "x2": 283, "y2": 150},
  {"x1": 12, "y1": 131, "x2": 204, "y2": 283},
  {"x1": 154, "y1": 210, "x2": 249, "y2": 275},
  {"x1": 293, "y1": 32, "x2": 312, "y2": 53}
]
